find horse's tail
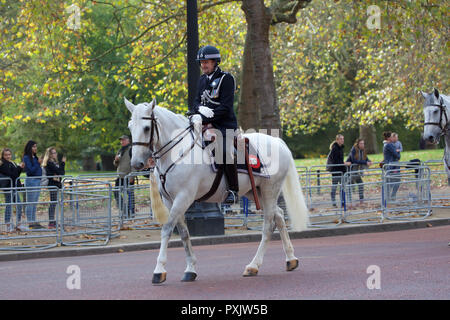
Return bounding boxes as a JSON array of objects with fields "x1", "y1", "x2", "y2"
[
  {"x1": 281, "y1": 155, "x2": 309, "y2": 232},
  {"x1": 149, "y1": 171, "x2": 169, "y2": 225}
]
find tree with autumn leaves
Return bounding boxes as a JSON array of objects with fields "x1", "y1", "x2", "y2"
[{"x1": 0, "y1": 0, "x2": 447, "y2": 166}]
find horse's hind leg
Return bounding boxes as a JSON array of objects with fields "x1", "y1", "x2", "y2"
[
  {"x1": 242, "y1": 191, "x2": 278, "y2": 277},
  {"x1": 274, "y1": 206, "x2": 299, "y2": 271},
  {"x1": 176, "y1": 217, "x2": 197, "y2": 282}
]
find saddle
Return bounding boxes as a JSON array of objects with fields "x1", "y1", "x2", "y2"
[
  {"x1": 197, "y1": 126, "x2": 265, "y2": 209},
  {"x1": 202, "y1": 125, "x2": 268, "y2": 177}
]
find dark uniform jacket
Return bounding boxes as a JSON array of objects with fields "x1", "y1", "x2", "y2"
[{"x1": 192, "y1": 67, "x2": 237, "y2": 134}]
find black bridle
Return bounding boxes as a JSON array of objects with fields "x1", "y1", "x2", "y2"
[
  {"x1": 424, "y1": 97, "x2": 449, "y2": 134},
  {"x1": 132, "y1": 113, "x2": 160, "y2": 153},
  {"x1": 131, "y1": 110, "x2": 194, "y2": 160}
]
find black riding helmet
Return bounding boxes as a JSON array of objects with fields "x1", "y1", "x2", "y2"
[{"x1": 196, "y1": 45, "x2": 221, "y2": 64}]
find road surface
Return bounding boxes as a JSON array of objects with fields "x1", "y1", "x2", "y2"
[{"x1": 0, "y1": 225, "x2": 448, "y2": 300}]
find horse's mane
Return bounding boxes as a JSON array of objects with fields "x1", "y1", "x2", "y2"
[{"x1": 153, "y1": 105, "x2": 190, "y2": 127}]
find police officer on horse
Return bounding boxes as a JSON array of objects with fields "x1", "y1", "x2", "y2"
[{"x1": 188, "y1": 45, "x2": 239, "y2": 204}]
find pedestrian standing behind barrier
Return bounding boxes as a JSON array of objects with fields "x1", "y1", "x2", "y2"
[
  {"x1": 346, "y1": 139, "x2": 373, "y2": 206},
  {"x1": 22, "y1": 140, "x2": 45, "y2": 230},
  {"x1": 391, "y1": 132, "x2": 403, "y2": 153},
  {"x1": 0, "y1": 148, "x2": 24, "y2": 232},
  {"x1": 42, "y1": 147, "x2": 66, "y2": 229},
  {"x1": 383, "y1": 132, "x2": 401, "y2": 201},
  {"x1": 327, "y1": 134, "x2": 351, "y2": 207},
  {"x1": 113, "y1": 135, "x2": 135, "y2": 219}
]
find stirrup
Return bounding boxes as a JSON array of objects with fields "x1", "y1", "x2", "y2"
[{"x1": 224, "y1": 190, "x2": 238, "y2": 204}]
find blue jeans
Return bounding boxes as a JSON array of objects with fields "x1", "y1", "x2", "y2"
[
  {"x1": 25, "y1": 177, "x2": 41, "y2": 223},
  {"x1": 4, "y1": 190, "x2": 22, "y2": 224}
]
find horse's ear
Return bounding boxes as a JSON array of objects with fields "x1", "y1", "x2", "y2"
[
  {"x1": 433, "y1": 88, "x2": 440, "y2": 99},
  {"x1": 124, "y1": 97, "x2": 135, "y2": 113},
  {"x1": 151, "y1": 98, "x2": 157, "y2": 110},
  {"x1": 419, "y1": 91, "x2": 427, "y2": 99}
]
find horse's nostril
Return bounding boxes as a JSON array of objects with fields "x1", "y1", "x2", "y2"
[{"x1": 428, "y1": 136, "x2": 434, "y2": 142}]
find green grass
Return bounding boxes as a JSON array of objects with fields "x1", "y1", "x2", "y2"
[{"x1": 294, "y1": 148, "x2": 444, "y2": 168}]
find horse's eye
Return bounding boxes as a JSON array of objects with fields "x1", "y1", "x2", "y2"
[{"x1": 144, "y1": 126, "x2": 150, "y2": 132}]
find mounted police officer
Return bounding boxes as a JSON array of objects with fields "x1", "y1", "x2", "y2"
[{"x1": 189, "y1": 45, "x2": 239, "y2": 204}]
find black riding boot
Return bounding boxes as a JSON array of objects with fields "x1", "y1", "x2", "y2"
[{"x1": 224, "y1": 164, "x2": 239, "y2": 204}]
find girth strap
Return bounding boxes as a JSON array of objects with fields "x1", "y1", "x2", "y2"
[{"x1": 196, "y1": 166, "x2": 224, "y2": 202}]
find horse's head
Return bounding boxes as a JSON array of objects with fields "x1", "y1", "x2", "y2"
[
  {"x1": 124, "y1": 97, "x2": 158, "y2": 170},
  {"x1": 422, "y1": 88, "x2": 448, "y2": 144}
]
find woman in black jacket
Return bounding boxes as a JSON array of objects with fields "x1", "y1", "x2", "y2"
[
  {"x1": 0, "y1": 148, "x2": 25, "y2": 232},
  {"x1": 42, "y1": 147, "x2": 66, "y2": 228},
  {"x1": 327, "y1": 135, "x2": 351, "y2": 207}
]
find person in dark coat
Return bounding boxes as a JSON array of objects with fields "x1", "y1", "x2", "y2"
[
  {"x1": 0, "y1": 148, "x2": 24, "y2": 232},
  {"x1": 42, "y1": 147, "x2": 66, "y2": 228},
  {"x1": 189, "y1": 45, "x2": 238, "y2": 204},
  {"x1": 327, "y1": 134, "x2": 350, "y2": 207}
]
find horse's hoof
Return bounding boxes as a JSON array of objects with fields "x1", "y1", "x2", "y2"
[
  {"x1": 286, "y1": 259, "x2": 299, "y2": 271},
  {"x1": 152, "y1": 272, "x2": 167, "y2": 284},
  {"x1": 242, "y1": 267, "x2": 258, "y2": 277},
  {"x1": 181, "y1": 272, "x2": 197, "y2": 282}
]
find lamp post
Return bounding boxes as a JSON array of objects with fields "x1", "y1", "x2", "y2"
[{"x1": 184, "y1": 0, "x2": 224, "y2": 236}]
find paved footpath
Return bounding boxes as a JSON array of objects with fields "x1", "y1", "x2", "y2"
[{"x1": 0, "y1": 225, "x2": 448, "y2": 300}]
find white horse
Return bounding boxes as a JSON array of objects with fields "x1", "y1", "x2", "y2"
[
  {"x1": 422, "y1": 88, "x2": 450, "y2": 185},
  {"x1": 124, "y1": 98, "x2": 309, "y2": 284}
]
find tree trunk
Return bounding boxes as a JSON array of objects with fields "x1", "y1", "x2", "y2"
[
  {"x1": 82, "y1": 156, "x2": 96, "y2": 171},
  {"x1": 238, "y1": 0, "x2": 281, "y2": 132},
  {"x1": 359, "y1": 125, "x2": 378, "y2": 154},
  {"x1": 101, "y1": 154, "x2": 116, "y2": 171},
  {"x1": 238, "y1": 30, "x2": 260, "y2": 130}
]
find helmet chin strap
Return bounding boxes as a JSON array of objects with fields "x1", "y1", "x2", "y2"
[{"x1": 207, "y1": 66, "x2": 218, "y2": 77}]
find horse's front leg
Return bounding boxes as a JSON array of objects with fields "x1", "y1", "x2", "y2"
[
  {"x1": 152, "y1": 193, "x2": 193, "y2": 284},
  {"x1": 176, "y1": 217, "x2": 197, "y2": 281}
]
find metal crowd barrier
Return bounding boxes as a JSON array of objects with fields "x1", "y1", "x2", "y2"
[
  {"x1": 78, "y1": 173, "x2": 121, "y2": 230},
  {"x1": 343, "y1": 168, "x2": 384, "y2": 224},
  {"x1": 305, "y1": 165, "x2": 346, "y2": 227},
  {"x1": 122, "y1": 172, "x2": 162, "y2": 230},
  {"x1": 382, "y1": 165, "x2": 432, "y2": 220},
  {"x1": 424, "y1": 160, "x2": 450, "y2": 208},
  {"x1": 1, "y1": 159, "x2": 449, "y2": 251},
  {"x1": 60, "y1": 178, "x2": 113, "y2": 246},
  {"x1": 1, "y1": 176, "x2": 60, "y2": 251}
]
